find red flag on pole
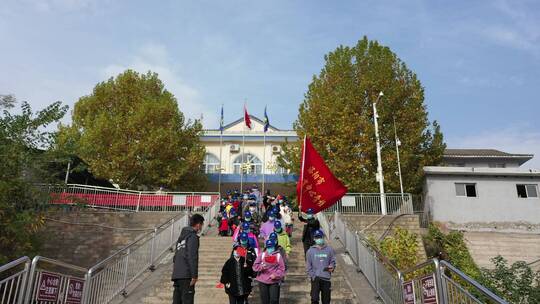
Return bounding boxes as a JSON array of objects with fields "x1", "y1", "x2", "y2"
[
  {"x1": 244, "y1": 105, "x2": 252, "y2": 129},
  {"x1": 297, "y1": 136, "x2": 348, "y2": 213}
]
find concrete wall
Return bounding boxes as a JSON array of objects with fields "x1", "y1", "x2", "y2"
[
  {"x1": 445, "y1": 159, "x2": 521, "y2": 168},
  {"x1": 39, "y1": 211, "x2": 182, "y2": 268},
  {"x1": 424, "y1": 174, "x2": 540, "y2": 224}
]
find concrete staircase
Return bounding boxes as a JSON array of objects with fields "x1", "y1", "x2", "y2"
[
  {"x1": 464, "y1": 231, "x2": 540, "y2": 271},
  {"x1": 120, "y1": 224, "x2": 360, "y2": 303}
]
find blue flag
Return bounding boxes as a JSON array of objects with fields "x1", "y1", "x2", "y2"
[
  {"x1": 219, "y1": 105, "x2": 224, "y2": 133},
  {"x1": 264, "y1": 106, "x2": 270, "y2": 132}
]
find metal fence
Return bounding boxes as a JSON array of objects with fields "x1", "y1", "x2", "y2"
[
  {"x1": 25, "y1": 257, "x2": 87, "y2": 304},
  {"x1": 331, "y1": 211, "x2": 508, "y2": 304},
  {"x1": 324, "y1": 193, "x2": 414, "y2": 215},
  {"x1": 0, "y1": 257, "x2": 30, "y2": 304},
  {"x1": 82, "y1": 213, "x2": 189, "y2": 303},
  {"x1": 1, "y1": 195, "x2": 220, "y2": 304},
  {"x1": 45, "y1": 184, "x2": 220, "y2": 212}
]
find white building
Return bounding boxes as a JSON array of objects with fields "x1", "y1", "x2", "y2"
[
  {"x1": 200, "y1": 115, "x2": 299, "y2": 193},
  {"x1": 423, "y1": 149, "x2": 540, "y2": 224}
]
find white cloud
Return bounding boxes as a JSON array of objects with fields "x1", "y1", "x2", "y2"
[
  {"x1": 101, "y1": 43, "x2": 217, "y2": 126},
  {"x1": 447, "y1": 124, "x2": 540, "y2": 169}
]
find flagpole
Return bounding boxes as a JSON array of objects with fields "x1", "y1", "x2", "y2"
[
  {"x1": 219, "y1": 129, "x2": 223, "y2": 195},
  {"x1": 241, "y1": 104, "x2": 246, "y2": 194},
  {"x1": 262, "y1": 130, "x2": 266, "y2": 195},
  {"x1": 299, "y1": 135, "x2": 307, "y2": 212}
]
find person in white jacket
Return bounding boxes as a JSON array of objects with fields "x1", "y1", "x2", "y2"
[{"x1": 279, "y1": 202, "x2": 293, "y2": 237}]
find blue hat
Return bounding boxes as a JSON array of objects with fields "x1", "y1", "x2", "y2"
[
  {"x1": 239, "y1": 232, "x2": 249, "y2": 241},
  {"x1": 313, "y1": 229, "x2": 324, "y2": 238},
  {"x1": 222, "y1": 211, "x2": 227, "y2": 218},
  {"x1": 265, "y1": 239, "x2": 276, "y2": 249},
  {"x1": 244, "y1": 211, "x2": 252, "y2": 218},
  {"x1": 307, "y1": 208, "x2": 315, "y2": 215},
  {"x1": 274, "y1": 220, "x2": 282, "y2": 230},
  {"x1": 269, "y1": 232, "x2": 278, "y2": 240},
  {"x1": 230, "y1": 208, "x2": 236, "y2": 215},
  {"x1": 242, "y1": 222, "x2": 250, "y2": 230}
]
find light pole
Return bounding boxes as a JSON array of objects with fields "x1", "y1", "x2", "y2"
[
  {"x1": 393, "y1": 117, "x2": 404, "y2": 201},
  {"x1": 371, "y1": 91, "x2": 387, "y2": 215}
]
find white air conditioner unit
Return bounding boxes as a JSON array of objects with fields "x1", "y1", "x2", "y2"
[
  {"x1": 230, "y1": 144, "x2": 241, "y2": 152},
  {"x1": 272, "y1": 145, "x2": 282, "y2": 154}
]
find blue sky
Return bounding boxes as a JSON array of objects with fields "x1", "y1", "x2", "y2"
[{"x1": 1, "y1": 0, "x2": 540, "y2": 167}]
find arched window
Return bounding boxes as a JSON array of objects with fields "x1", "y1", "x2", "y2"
[
  {"x1": 203, "y1": 153, "x2": 220, "y2": 173},
  {"x1": 232, "y1": 153, "x2": 262, "y2": 174}
]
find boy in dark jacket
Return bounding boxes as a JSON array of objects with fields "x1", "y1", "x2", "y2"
[
  {"x1": 298, "y1": 208, "x2": 321, "y2": 256},
  {"x1": 221, "y1": 247, "x2": 255, "y2": 304},
  {"x1": 171, "y1": 214, "x2": 205, "y2": 304}
]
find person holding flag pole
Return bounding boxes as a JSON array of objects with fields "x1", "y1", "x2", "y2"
[
  {"x1": 296, "y1": 135, "x2": 348, "y2": 254},
  {"x1": 241, "y1": 103, "x2": 252, "y2": 193},
  {"x1": 262, "y1": 106, "x2": 270, "y2": 197}
]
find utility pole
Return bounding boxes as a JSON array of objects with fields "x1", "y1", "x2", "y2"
[
  {"x1": 393, "y1": 117, "x2": 404, "y2": 201},
  {"x1": 371, "y1": 91, "x2": 387, "y2": 215}
]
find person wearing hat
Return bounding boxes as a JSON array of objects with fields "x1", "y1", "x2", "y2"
[
  {"x1": 253, "y1": 239, "x2": 286, "y2": 304},
  {"x1": 221, "y1": 246, "x2": 255, "y2": 304},
  {"x1": 298, "y1": 208, "x2": 321, "y2": 256},
  {"x1": 232, "y1": 232, "x2": 257, "y2": 267},
  {"x1": 279, "y1": 202, "x2": 293, "y2": 237},
  {"x1": 259, "y1": 210, "x2": 278, "y2": 240},
  {"x1": 219, "y1": 211, "x2": 230, "y2": 237},
  {"x1": 273, "y1": 221, "x2": 291, "y2": 256},
  {"x1": 233, "y1": 221, "x2": 260, "y2": 256},
  {"x1": 306, "y1": 229, "x2": 336, "y2": 304},
  {"x1": 228, "y1": 208, "x2": 240, "y2": 236}
]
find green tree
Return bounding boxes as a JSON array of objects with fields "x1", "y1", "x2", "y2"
[
  {"x1": 279, "y1": 37, "x2": 445, "y2": 193},
  {"x1": 57, "y1": 70, "x2": 206, "y2": 190},
  {"x1": 0, "y1": 96, "x2": 68, "y2": 263}
]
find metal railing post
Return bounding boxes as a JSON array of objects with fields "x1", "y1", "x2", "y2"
[
  {"x1": 433, "y1": 259, "x2": 446, "y2": 304},
  {"x1": 136, "y1": 192, "x2": 142, "y2": 212},
  {"x1": 121, "y1": 248, "x2": 130, "y2": 297},
  {"x1": 169, "y1": 219, "x2": 175, "y2": 251},
  {"x1": 149, "y1": 228, "x2": 157, "y2": 270},
  {"x1": 81, "y1": 271, "x2": 92, "y2": 304},
  {"x1": 16, "y1": 259, "x2": 31, "y2": 304}
]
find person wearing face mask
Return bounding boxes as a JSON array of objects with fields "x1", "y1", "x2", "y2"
[
  {"x1": 279, "y1": 202, "x2": 293, "y2": 237},
  {"x1": 253, "y1": 239, "x2": 286, "y2": 304},
  {"x1": 306, "y1": 230, "x2": 336, "y2": 304},
  {"x1": 298, "y1": 208, "x2": 321, "y2": 257},
  {"x1": 232, "y1": 232, "x2": 257, "y2": 266},
  {"x1": 233, "y1": 221, "x2": 260, "y2": 256},
  {"x1": 248, "y1": 203, "x2": 261, "y2": 226},
  {"x1": 273, "y1": 221, "x2": 291, "y2": 257},
  {"x1": 221, "y1": 247, "x2": 255, "y2": 304},
  {"x1": 171, "y1": 214, "x2": 205, "y2": 304},
  {"x1": 259, "y1": 211, "x2": 277, "y2": 240}
]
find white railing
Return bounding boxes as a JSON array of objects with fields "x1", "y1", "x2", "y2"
[
  {"x1": 331, "y1": 211, "x2": 509, "y2": 304},
  {"x1": 45, "y1": 184, "x2": 220, "y2": 212},
  {"x1": 0, "y1": 257, "x2": 30, "y2": 304},
  {"x1": 324, "y1": 193, "x2": 414, "y2": 215}
]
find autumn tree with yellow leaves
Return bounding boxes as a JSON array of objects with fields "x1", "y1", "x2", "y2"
[{"x1": 279, "y1": 37, "x2": 445, "y2": 194}]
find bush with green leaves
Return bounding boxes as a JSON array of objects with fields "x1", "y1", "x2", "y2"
[
  {"x1": 0, "y1": 95, "x2": 67, "y2": 263},
  {"x1": 377, "y1": 227, "x2": 420, "y2": 271}
]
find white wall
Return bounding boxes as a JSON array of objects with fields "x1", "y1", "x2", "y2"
[
  {"x1": 205, "y1": 141, "x2": 283, "y2": 174},
  {"x1": 425, "y1": 174, "x2": 540, "y2": 223}
]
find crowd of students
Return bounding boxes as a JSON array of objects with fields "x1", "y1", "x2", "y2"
[{"x1": 216, "y1": 186, "x2": 336, "y2": 304}]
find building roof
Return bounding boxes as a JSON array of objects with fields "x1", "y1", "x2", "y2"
[
  {"x1": 205, "y1": 115, "x2": 294, "y2": 132},
  {"x1": 424, "y1": 166, "x2": 540, "y2": 177},
  {"x1": 443, "y1": 148, "x2": 533, "y2": 164}
]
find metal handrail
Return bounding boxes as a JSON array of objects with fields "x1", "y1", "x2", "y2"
[
  {"x1": 0, "y1": 256, "x2": 30, "y2": 304},
  {"x1": 440, "y1": 260, "x2": 508, "y2": 303},
  {"x1": 0, "y1": 256, "x2": 29, "y2": 273}
]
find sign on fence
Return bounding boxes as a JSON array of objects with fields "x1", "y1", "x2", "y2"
[
  {"x1": 173, "y1": 195, "x2": 187, "y2": 206},
  {"x1": 341, "y1": 196, "x2": 356, "y2": 207},
  {"x1": 66, "y1": 278, "x2": 84, "y2": 304},
  {"x1": 420, "y1": 274, "x2": 438, "y2": 304},
  {"x1": 37, "y1": 271, "x2": 61, "y2": 301},
  {"x1": 402, "y1": 280, "x2": 416, "y2": 304}
]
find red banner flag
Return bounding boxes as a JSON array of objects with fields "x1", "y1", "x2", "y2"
[
  {"x1": 244, "y1": 105, "x2": 252, "y2": 129},
  {"x1": 297, "y1": 136, "x2": 348, "y2": 213}
]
